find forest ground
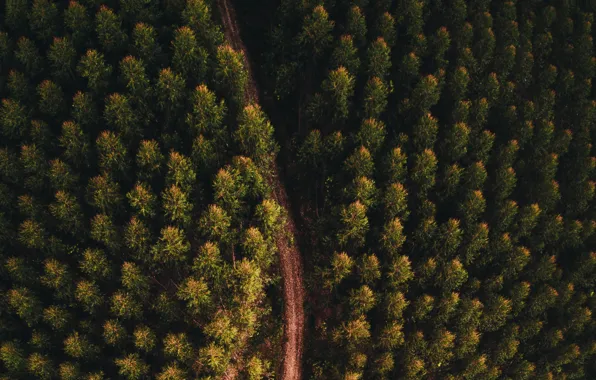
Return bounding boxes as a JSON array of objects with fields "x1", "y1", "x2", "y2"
[{"x1": 216, "y1": 0, "x2": 305, "y2": 378}]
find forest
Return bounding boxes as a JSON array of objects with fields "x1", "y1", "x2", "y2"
[{"x1": 0, "y1": 0, "x2": 595, "y2": 379}]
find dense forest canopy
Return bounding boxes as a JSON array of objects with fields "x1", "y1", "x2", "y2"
[
  {"x1": 1, "y1": 0, "x2": 596, "y2": 379},
  {"x1": 238, "y1": 0, "x2": 596, "y2": 378},
  {"x1": 0, "y1": 0, "x2": 282, "y2": 378}
]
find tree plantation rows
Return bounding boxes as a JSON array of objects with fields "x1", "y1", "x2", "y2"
[
  {"x1": 0, "y1": 0, "x2": 282, "y2": 378},
  {"x1": 245, "y1": 0, "x2": 595, "y2": 378},
  {"x1": 1, "y1": 0, "x2": 596, "y2": 378}
]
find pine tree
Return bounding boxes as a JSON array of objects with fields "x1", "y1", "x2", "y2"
[
  {"x1": 235, "y1": 104, "x2": 277, "y2": 166},
  {"x1": 330, "y1": 35, "x2": 360, "y2": 74},
  {"x1": 300, "y1": 5, "x2": 334, "y2": 59},
  {"x1": 322, "y1": 66, "x2": 355, "y2": 122},
  {"x1": 214, "y1": 44, "x2": 247, "y2": 105},
  {"x1": 78, "y1": 50, "x2": 112, "y2": 93},
  {"x1": 95, "y1": 6, "x2": 127, "y2": 52},
  {"x1": 64, "y1": 1, "x2": 91, "y2": 47}
]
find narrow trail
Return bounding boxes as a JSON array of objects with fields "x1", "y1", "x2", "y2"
[{"x1": 216, "y1": 1, "x2": 305, "y2": 380}]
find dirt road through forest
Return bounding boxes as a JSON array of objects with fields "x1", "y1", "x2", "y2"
[{"x1": 216, "y1": 0, "x2": 305, "y2": 379}]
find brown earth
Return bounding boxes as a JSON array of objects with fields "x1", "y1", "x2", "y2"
[{"x1": 216, "y1": 0, "x2": 305, "y2": 379}]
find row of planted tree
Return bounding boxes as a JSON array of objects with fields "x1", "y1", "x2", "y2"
[
  {"x1": 0, "y1": 0, "x2": 282, "y2": 378},
  {"x1": 260, "y1": 0, "x2": 595, "y2": 378}
]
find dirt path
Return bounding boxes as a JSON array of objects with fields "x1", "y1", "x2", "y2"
[{"x1": 216, "y1": 1, "x2": 305, "y2": 380}]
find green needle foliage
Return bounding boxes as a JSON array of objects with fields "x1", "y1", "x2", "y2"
[
  {"x1": 253, "y1": 0, "x2": 596, "y2": 378},
  {"x1": 0, "y1": 0, "x2": 278, "y2": 377}
]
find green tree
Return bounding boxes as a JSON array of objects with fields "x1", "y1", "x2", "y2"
[
  {"x1": 72, "y1": 91, "x2": 98, "y2": 128},
  {"x1": 332, "y1": 315, "x2": 371, "y2": 348},
  {"x1": 127, "y1": 182, "x2": 156, "y2": 218},
  {"x1": 449, "y1": 66, "x2": 470, "y2": 101},
  {"x1": 193, "y1": 242, "x2": 224, "y2": 284},
  {"x1": 411, "y1": 75, "x2": 440, "y2": 112},
  {"x1": 481, "y1": 295, "x2": 512, "y2": 332},
  {"x1": 20, "y1": 144, "x2": 48, "y2": 191},
  {"x1": 235, "y1": 104, "x2": 277, "y2": 166},
  {"x1": 136, "y1": 139, "x2": 164, "y2": 180},
  {"x1": 355, "y1": 118, "x2": 386, "y2": 155},
  {"x1": 27, "y1": 353, "x2": 54, "y2": 379},
  {"x1": 133, "y1": 325, "x2": 156, "y2": 352},
  {"x1": 4, "y1": 0, "x2": 30, "y2": 34},
  {"x1": 346, "y1": 5, "x2": 366, "y2": 47},
  {"x1": 30, "y1": 0, "x2": 58, "y2": 41},
  {"x1": 64, "y1": 331, "x2": 97, "y2": 360},
  {"x1": 245, "y1": 356, "x2": 268, "y2": 380},
  {"x1": 48, "y1": 37, "x2": 76, "y2": 82},
  {"x1": 15, "y1": 37, "x2": 43, "y2": 75},
  {"x1": 8, "y1": 287, "x2": 43, "y2": 326},
  {"x1": 411, "y1": 149, "x2": 438, "y2": 193},
  {"x1": 163, "y1": 333, "x2": 194, "y2": 362},
  {"x1": 242, "y1": 227, "x2": 274, "y2": 269},
  {"x1": 156, "y1": 67, "x2": 186, "y2": 126},
  {"x1": 212, "y1": 167, "x2": 245, "y2": 217},
  {"x1": 75, "y1": 280, "x2": 103, "y2": 313},
  {"x1": 412, "y1": 113, "x2": 439, "y2": 151},
  {"x1": 103, "y1": 319, "x2": 126, "y2": 346},
  {"x1": 115, "y1": 354, "x2": 149, "y2": 380},
  {"x1": 177, "y1": 277, "x2": 211, "y2": 316},
  {"x1": 90, "y1": 213, "x2": 119, "y2": 250},
  {"x1": 152, "y1": 226, "x2": 190, "y2": 264},
  {"x1": 172, "y1": 26, "x2": 208, "y2": 83},
  {"x1": 214, "y1": 44, "x2": 247, "y2": 104},
  {"x1": 41, "y1": 259, "x2": 73, "y2": 299},
  {"x1": 58, "y1": 362, "x2": 81, "y2": 380},
  {"x1": 87, "y1": 174, "x2": 122, "y2": 213},
  {"x1": 182, "y1": 0, "x2": 223, "y2": 50},
  {"x1": 121, "y1": 262, "x2": 150, "y2": 299},
  {"x1": 64, "y1": 1, "x2": 91, "y2": 47},
  {"x1": 0, "y1": 99, "x2": 29, "y2": 139},
  {"x1": 78, "y1": 49, "x2": 112, "y2": 93},
  {"x1": 322, "y1": 66, "x2": 355, "y2": 122},
  {"x1": 0, "y1": 341, "x2": 26, "y2": 374},
  {"x1": 132, "y1": 22, "x2": 159, "y2": 63},
  {"x1": 330, "y1": 35, "x2": 360, "y2": 74},
  {"x1": 186, "y1": 84, "x2": 227, "y2": 139},
  {"x1": 43, "y1": 305, "x2": 71, "y2": 331},
  {"x1": 18, "y1": 219, "x2": 46, "y2": 249},
  {"x1": 254, "y1": 199, "x2": 282, "y2": 238},
  {"x1": 345, "y1": 146, "x2": 374, "y2": 178},
  {"x1": 348, "y1": 176, "x2": 376, "y2": 208},
  {"x1": 366, "y1": 37, "x2": 391, "y2": 79},
  {"x1": 300, "y1": 5, "x2": 334, "y2": 58},
  {"x1": 104, "y1": 94, "x2": 139, "y2": 140},
  {"x1": 96, "y1": 130, "x2": 129, "y2": 175},
  {"x1": 95, "y1": 5, "x2": 127, "y2": 52},
  {"x1": 120, "y1": 56, "x2": 151, "y2": 103},
  {"x1": 166, "y1": 151, "x2": 196, "y2": 194},
  {"x1": 363, "y1": 77, "x2": 389, "y2": 119},
  {"x1": 157, "y1": 363, "x2": 188, "y2": 380},
  {"x1": 198, "y1": 343, "x2": 229, "y2": 376},
  {"x1": 111, "y1": 291, "x2": 143, "y2": 320},
  {"x1": 337, "y1": 201, "x2": 369, "y2": 248},
  {"x1": 375, "y1": 12, "x2": 396, "y2": 47},
  {"x1": 80, "y1": 248, "x2": 111, "y2": 281},
  {"x1": 7, "y1": 70, "x2": 32, "y2": 104},
  {"x1": 349, "y1": 285, "x2": 376, "y2": 315},
  {"x1": 385, "y1": 147, "x2": 407, "y2": 182},
  {"x1": 199, "y1": 204, "x2": 231, "y2": 242}
]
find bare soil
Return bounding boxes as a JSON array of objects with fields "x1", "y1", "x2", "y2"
[{"x1": 216, "y1": 0, "x2": 305, "y2": 379}]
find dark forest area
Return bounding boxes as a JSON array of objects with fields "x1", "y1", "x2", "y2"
[
  {"x1": 235, "y1": 0, "x2": 596, "y2": 379},
  {"x1": 1, "y1": 0, "x2": 596, "y2": 379}
]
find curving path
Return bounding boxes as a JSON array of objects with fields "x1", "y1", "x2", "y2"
[{"x1": 216, "y1": 0, "x2": 305, "y2": 379}]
